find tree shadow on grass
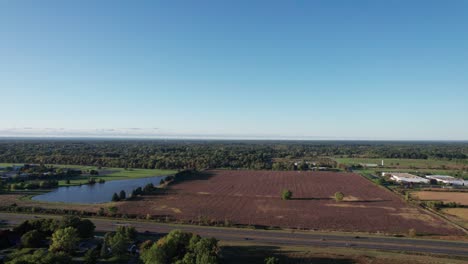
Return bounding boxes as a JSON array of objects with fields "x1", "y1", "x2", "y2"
[{"x1": 220, "y1": 245, "x2": 356, "y2": 264}]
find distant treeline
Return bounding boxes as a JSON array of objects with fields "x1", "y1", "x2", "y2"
[{"x1": 0, "y1": 139, "x2": 466, "y2": 170}]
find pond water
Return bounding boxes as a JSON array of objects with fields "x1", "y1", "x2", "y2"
[{"x1": 32, "y1": 176, "x2": 167, "y2": 204}]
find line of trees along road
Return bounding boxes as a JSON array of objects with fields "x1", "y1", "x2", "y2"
[{"x1": 0, "y1": 140, "x2": 466, "y2": 170}]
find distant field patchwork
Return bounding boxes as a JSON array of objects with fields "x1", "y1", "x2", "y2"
[
  {"x1": 334, "y1": 158, "x2": 468, "y2": 169},
  {"x1": 413, "y1": 191, "x2": 468, "y2": 206}
]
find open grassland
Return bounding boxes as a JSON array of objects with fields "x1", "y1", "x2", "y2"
[
  {"x1": 0, "y1": 162, "x2": 176, "y2": 186},
  {"x1": 117, "y1": 170, "x2": 461, "y2": 235},
  {"x1": 220, "y1": 241, "x2": 468, "y2": 264},
  {"x1": 58, "y1": 167, "x2": 176, "y2": 186},
  {"x1": 412, "y1": 191, "x2": 468, "y2": 206},
  {"x1": 335, "y1": 158, "x2": 468, "y2": 170}
]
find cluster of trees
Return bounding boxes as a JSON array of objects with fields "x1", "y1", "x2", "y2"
[
  {"x1": 87, "y1": 177, "x2": 105, "y2": 184},
  {"x1": 2, "y1": 217, "x2": 221, "y2": 264},
  {"x1": 112, "y1": 182, "x2": 159, "y2": 201},
  {"x1": 9, "y1": 180, "x2": 58, "y2": 190},
  {"x1": 3, "y1": 216, "x2": 96, "y2": 264},
  {"x1": 140, "y1": 230, "x2": 219, "y2": 264},
  {"x1": 14, "y1": 216, "x2": 96, "y2": 242},
  {"x1": 0, "y1": 140, "x2": 466, "y2": 170},
  {"x1": 100, "y1": 225, "x2": 138, "y2": 259},
  {"x1": 422, "y1": 200, "x2": 462, "y2": 210},
  {"x1": 112, "y1": 190, "x2": 127, "y2": 201}
]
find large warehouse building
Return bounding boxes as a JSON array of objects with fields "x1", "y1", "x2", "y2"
[{"x1": 382, "y1": 172, "x2": 430, "y2": 184}]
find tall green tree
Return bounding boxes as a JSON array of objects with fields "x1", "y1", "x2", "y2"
[
  {"x1": 49, "y1": 227, "x2": 79, "y2": 253},
  {"x1": 119, "y1": 190, "x2": 126, "y2": 200}
]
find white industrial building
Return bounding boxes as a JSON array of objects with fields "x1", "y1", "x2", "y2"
[
  {"x1": 382, "y1": 172, "x2": 429, "y2": 184},
  {"x1": 425, "y1": 175, "x2": 465, "y2": 186}
]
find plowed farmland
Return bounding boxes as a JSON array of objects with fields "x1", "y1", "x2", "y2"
[{"x1": 118, "y1": 170, "x2": 461, "y2": 235}]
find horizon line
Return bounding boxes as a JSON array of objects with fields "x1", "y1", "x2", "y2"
[{"x1": 0, "y1": 135, "x2": 467, "y2": 143}]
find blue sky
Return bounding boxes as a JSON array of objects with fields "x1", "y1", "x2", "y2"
[{"x1": 1, "y1": 0, "x2": 467, "y2": 140}]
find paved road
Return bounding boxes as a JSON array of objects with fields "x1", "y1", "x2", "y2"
[{"x1": 1, "y1": 212, "x2": 468, "y2": 257}]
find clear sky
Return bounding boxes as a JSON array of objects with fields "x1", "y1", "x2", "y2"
[{"x1": 1, "y1": 0, "x2": 467, "y2": 140}]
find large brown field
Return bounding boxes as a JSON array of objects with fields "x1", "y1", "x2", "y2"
[
  {"x1": 118, "y1": 170, "x2": 462, "y2": 235},
  {"x1": 413, "y1": 191, "x2": 468, "y2": 206}
]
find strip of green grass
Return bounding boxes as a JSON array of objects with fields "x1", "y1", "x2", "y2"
[{"x1": 335, "y1": 158, "x2": 468, "y2": 168}]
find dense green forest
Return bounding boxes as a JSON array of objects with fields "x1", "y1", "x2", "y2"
[{"x1": 0, "y1": 139, "x2": 467, "y2": 170}]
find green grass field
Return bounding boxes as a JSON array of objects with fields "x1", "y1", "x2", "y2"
[
  {"x1": 0, "y1": 162, "x2": 176, "y2": 186},
  {"x1": 335, "y1": 158, "x2": 468, "y2": 169},
  {"x1": 57, "y1": 167, "x2": 176, "y2": 186}
]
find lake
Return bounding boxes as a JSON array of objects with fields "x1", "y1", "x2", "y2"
[{"x1": 32, "y1": 176, "x2": 167, "y2": 204}]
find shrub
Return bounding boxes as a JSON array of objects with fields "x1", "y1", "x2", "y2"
[
  {"x1": 281, "y1": 189, "x2": 292, "y2": 200},
  {"x1": 83, "y1": 248, "x2": 98, "y2": 264},
  {"x1": 408, "y1": 228, "x2": 417, "y2": 237},
  {"x1": 87, "y1": 178, "x2": 96, "y2": 184},
  {"x1": 334, "y1": 192, "x2": 344, "y2": 202},
  {"x1": 265, "y1": 256, "x2": 280, "y2": 264}
]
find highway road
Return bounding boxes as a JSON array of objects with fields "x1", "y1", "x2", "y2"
[{"x1": 1, "y1": 212, "x2": 468, "y2": 257}]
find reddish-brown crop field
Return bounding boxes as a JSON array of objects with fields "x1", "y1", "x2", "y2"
[{"x1": 118, "y1": 170, "x2": 462, "y2": 235}]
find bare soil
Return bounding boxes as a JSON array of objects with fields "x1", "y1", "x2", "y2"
[{"x1": 118, "y1": 170, "x2": 462, "y2": 235}]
